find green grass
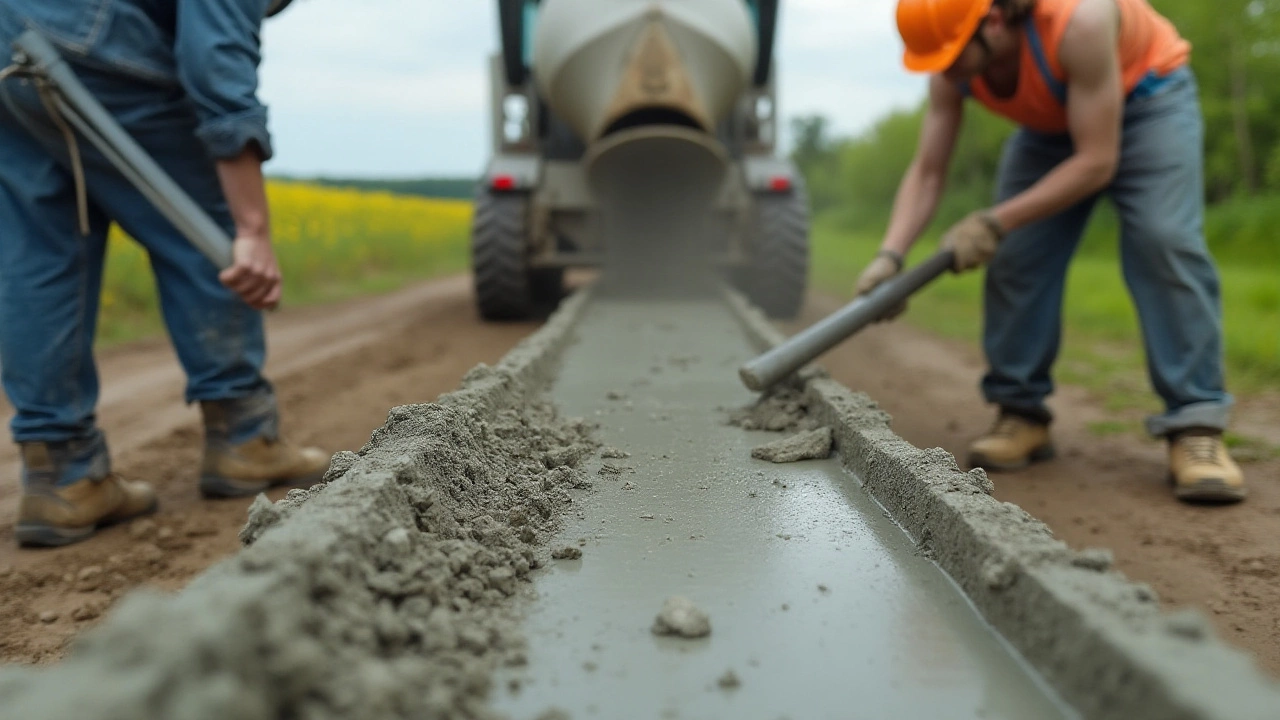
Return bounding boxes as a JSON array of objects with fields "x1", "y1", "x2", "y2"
[
  {"x1": 1087, "y1": 420, "x2": 1136, "y2": 437},
  {"x1": 1223, "y1": 432, "x2": 1280, "y2": 463},
  {"x1": 811, "y1": 220, "x2": 1280, "y2": 414}
]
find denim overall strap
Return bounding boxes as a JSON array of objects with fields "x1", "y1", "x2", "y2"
[{"x1": 1025, "y1": 20, "x2": 1068, "y2": 105}]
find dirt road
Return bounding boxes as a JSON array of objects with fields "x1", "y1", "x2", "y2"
[{"x1": 2, "y1": 279, "x2": 1276, "y2": 679}]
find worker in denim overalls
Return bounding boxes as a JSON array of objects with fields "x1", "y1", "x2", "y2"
[{"x1": 0, "y1": 0, "x2": 330, "y2": 547}]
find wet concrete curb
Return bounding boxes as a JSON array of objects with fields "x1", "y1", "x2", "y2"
[
  {"x1": 725, "y1": 289, "x2": 1280, "y2": 720},
  {"x1": 0, "y1": 289, "x2": 598, "y2": 720}
]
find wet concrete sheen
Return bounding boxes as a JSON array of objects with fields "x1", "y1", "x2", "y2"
[{"x1": 496, "y1": 298, "x2": 1073, "y2": 719}]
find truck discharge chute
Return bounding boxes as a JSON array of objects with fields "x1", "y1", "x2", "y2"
[{"x1": 472, "y1": 0, "x2": 809, "y2": 320}]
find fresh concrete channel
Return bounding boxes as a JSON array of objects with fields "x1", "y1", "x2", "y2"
[
  {"x1": 2, "y1": 286, "x2": 1277, "y2": 720},
  {"x1": 495, "y1": 297, "x2": 1072, "y2": 719}
]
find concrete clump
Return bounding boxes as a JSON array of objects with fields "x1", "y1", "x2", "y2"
[
  {"x1": 551, "y1": 546, "x2": 582, "y2": 560},
  {"x1": 651, "y1": 596, "x2": 711, "y2": 638},
  {"x1": 1071, "y1": 548, "x2": 1114, "y2": 572},
  {"x1": 731, "y1": 381, "x2": 837, "y2": 465},
  {"x1": 750, "y1": 427, "x2": 833, "y2": 463},
  {"x1": 1164, "y1": 609, "x2": 1210, "y2": 641},
  {"x1": 967, "y1": 467, "x2": 996, "y2": 495},
  {"x1": 727, "y1": 383, "x2": 819, "y2": 433}
]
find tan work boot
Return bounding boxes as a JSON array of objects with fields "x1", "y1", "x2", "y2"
[
  {"x1": 967, "y1": 412, "x2": 1055, "y2": 471},
  {"x1": 15, "y1": 443, "x2": 157, "y2": 548},
  {"x1": 1169, "y1": 429, "x2": 1246, "y2": 503},
  {"x1": 199, "y1": 397, "x2": 329, "y2": 498},
  {"x1": 200, "y1": 435, "x2": 330, "y2": 498}
]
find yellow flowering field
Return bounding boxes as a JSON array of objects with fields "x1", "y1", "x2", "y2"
[{"x1": 98, "y1": 181, "x2": 472, "y2": 345}]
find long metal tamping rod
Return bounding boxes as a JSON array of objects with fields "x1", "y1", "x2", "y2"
[
  {"x1": 739, "y1": 249, "x2": 955, "y2": 392},
  {"x1": 11, "y1": 30, "x2": 234, "y2": 269}
]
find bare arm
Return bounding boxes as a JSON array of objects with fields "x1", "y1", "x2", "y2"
[
  {"x1": 881, "y1": 74, "x2": 965, "y2": 256},
  {"x1": 989, "y1": 0, "x2": 1122, "y2": 232},
  {"x1": 215, "y1": 148, "x2": 282, "y2": 310}
]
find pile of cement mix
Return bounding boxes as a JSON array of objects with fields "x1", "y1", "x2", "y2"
[
  {"x1": 751, "y1": 427, "x2": 833, "y2": 463},
  {"x1": 727, "y1": 384, "x2": 820, "y2": 434},
  {"x1": 0, "y1": 396, "x2": 598, "y2": 720}
]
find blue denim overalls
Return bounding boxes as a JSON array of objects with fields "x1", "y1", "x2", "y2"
[{"x1": 0, "y1": 0, "x2": 282, "y2": 485}]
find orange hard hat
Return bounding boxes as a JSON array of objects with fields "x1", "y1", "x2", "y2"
[{"x1": 896, "y1": 0, "x2": 994, "y2": 73}]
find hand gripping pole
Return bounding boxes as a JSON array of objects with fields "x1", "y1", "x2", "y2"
[{"x1": 738, "y1": 249, "x2": 955, "y2": 392}]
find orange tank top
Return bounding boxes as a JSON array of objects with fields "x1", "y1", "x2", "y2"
[{"x1": 968, "y1": 0, "x2": 1191, "y2": 134}]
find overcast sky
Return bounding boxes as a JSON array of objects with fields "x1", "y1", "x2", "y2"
[{"x1": 257, "y1": 0, "x2": 926, "y2": 178}]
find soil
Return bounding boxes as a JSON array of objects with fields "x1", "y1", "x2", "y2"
[
  {"x1": 2, "y1": 281, "x2": 1276, "y2": 682},
  {"x1": 789, "y1": 295, "x2": 1280, "y2": 678}
]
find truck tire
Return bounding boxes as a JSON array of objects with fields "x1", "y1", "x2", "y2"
[
  {"x1": 529, "y1": 267, "x2": 565, "y2": 305},
  {"x1": 742, "y1": 187, "x2": 810, "y2": 319},
  {"x1": 472, "y1": 191, "x2": 534, "y2": 320}
]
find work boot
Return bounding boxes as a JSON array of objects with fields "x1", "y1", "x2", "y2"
[
  {"x1": 198, "y1": 397, "x2": 330, "y2": 498},
  {"x1": 1168, "y1": 429, "x2": 1246, "y2": 504},
  {"x1": 967, "y1": 412, "x2": 1055, "y2": 471},
  {"x1": 15, "y1": 440, "x2": 157, "y2": 548}
]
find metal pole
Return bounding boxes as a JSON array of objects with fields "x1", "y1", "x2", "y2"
[
  {"x1": 738, "y1": 249, "x2": 955, "y2": 392},
  {"x1": 11, "y1": 30, "x2": 234, "y2": 270}
]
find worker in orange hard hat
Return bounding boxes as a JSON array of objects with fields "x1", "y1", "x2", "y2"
[{"x1": 855, "y1": 0, "x2": 1245, "y2": 503}]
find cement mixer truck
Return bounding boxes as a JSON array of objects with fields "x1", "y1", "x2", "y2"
[{"x1": 472, "y1": 0, "x2": 809, "y2": 320}]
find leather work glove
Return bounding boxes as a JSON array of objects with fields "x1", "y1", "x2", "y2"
[
  {"x1": 941, "y1": 211, "x2": 1005, "y2": 272},
  {"x1": 854, "y1": 249, "x2": 907, "y2": 321}
]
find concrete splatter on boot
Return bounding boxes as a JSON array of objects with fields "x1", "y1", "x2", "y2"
[
  {"x1": 198, "y1": 398, "x2": 330, "y2": 499},
  {"x1": 967, "y1": 412, "x2": 1055, "y2": 472},
  {"x1": 1169, "y1": 429, "x2": 1246, "y2": 504},
  {"x1": 15, "y1": 439, "x2": 157, "y2": 548}
]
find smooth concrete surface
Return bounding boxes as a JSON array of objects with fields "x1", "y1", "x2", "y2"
[{"x1": 495, "y1": 297, "x2": 1074, "y2": 720}]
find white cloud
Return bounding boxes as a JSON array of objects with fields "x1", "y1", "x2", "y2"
[{"x1": 258, "y1": 0, "x2": 925, "y2": 177}]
